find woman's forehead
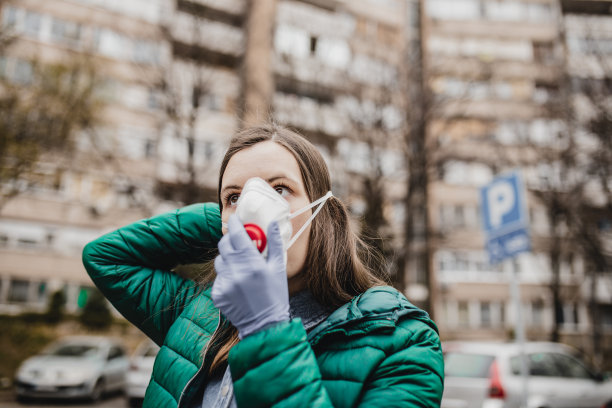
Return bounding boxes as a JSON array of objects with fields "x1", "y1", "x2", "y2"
[{"x1": 222, "y1": 141, "x2": 303, "y2": 188}]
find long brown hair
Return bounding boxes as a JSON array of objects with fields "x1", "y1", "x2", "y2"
[{"x1": 205, "y1": 123, "x2": 388, "y2": 373}]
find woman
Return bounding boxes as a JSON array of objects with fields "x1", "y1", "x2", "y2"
[{"x1": 82, "y1": 124, "x2": 444, "y2": 408}]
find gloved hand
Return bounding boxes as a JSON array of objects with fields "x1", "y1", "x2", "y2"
[{"x1": 211, "y1": 214, "x2": 290, "y2": 338}]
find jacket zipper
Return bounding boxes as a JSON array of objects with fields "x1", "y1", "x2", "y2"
[{"x1": 177, "y1": 311, "x2": 221, "y2": 408}]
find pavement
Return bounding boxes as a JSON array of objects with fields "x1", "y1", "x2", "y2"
[{"x1": 0, "y1": 390, "x2": 128, "y2": 407}]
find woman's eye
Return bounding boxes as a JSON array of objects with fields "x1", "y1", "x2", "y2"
[
  {"x1": 228, "y1": 194, "x2": 239, "y2": 206},
  {"x1": 274, "y1": 186, "x2": 289, "y2": 197}
]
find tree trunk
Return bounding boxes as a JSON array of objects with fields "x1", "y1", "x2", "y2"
[
  {"x1": 549, "y1": 204, "x2": 562, "y2": 343},
  {"x1": 240, "y1": 0, "x2": 277, "y2": 127}
]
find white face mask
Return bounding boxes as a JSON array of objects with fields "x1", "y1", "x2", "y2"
[{"x1": 222, "y1": 177, "x2": 333, "y2": 257}]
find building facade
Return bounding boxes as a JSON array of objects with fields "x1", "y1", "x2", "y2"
[
  {"x1": 0, "y1": 0, "x2": 410, "y2": 314},
  {"x1": 0, "y1": 0, "x2": 610, "y2": 364},
  {"x1": 422, "y1": 0, "x2": 612, "y2": 363}
]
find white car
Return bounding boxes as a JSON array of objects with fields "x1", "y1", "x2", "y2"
[
  {"x1": 126, "y1": 340, "x2": 159, "y2": 407},
  {"x1": 442, "y1": 341, "x2": 612, "y2": 408},
  {"x1": 14, "y1": 335, "x2": 129, "y2": 402}
]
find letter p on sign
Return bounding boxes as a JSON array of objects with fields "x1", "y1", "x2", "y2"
[
  {"x1": 487, "y1": 182, "x2": 515, "y2": 228},
  {"x1": 480, "y1": 171, "x2": 530, "y2": 263},
  {"x1": 480, "y1": 171, "x2": 525, "y2": 236}
]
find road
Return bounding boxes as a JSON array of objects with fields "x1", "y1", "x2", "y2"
[{"x1": 0, "y1": 392, "x2": 129, "y2": 408}]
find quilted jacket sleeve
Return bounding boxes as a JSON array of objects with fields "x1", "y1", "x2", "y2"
[
  {"x1": 82, "y1": 203, "x2": 222, "y2": 346},
  {"x1": 357, "y1": 320, "x2": 444, "y2": 407},
  {"x1": 228, "y1": 318, "x2": 444, "y2": 408},
  {"x1": 229, "y1": 320, "x2": 334, "y2": 407}
]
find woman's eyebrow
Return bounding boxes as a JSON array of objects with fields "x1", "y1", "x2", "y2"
[
  {"x1": 221, "y1": 176, "x2": 297, "y2": 194},
  {"x1": 267, "y1": 175, "x2": 297, "y2": 184},
  {"x1": 221, "y1": 185, "x2": 240, "y2": 194}
]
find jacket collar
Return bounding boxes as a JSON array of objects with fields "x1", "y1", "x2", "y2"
[{"x1": 307, "y1": 285, "x2": 437, "y2": 346}]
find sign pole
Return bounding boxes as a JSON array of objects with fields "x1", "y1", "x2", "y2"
[
  {"x1": 510, "y1": 256, "x2": 528, "y2": 408},
  {"x1": 480, "y1": 171, "x2": 532, "y2": 408}
]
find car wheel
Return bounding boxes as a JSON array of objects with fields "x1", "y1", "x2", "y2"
[
  {"x1": 89, "y1": 378, "x2": 105, "y2": 402},
  {"x1": 128, "y1": 397, "x2": 143, "y2": 407},
  {"x1": 16, "y1": 394, "x2": 31, "y2": 404}
]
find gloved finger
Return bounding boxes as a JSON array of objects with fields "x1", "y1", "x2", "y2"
[
  {"x1": 211, "y1": 277, "x2": 224, "y2": 307},
  {"x1": 217, "y1": 234, "x2": 234, "y2": 257},
  {"x1": 214, "y1": 254, "x2": 229, "y2": 276},
  {"x1": 227, "y1": 214, "x2": 255, "y2": 251},
  {"x1": 266, "y1": 221, "x2": 285, "y2": 267}
]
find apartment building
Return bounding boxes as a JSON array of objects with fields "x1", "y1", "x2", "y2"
[
  {"x1": 0, "y1": 0, "x2": 170, "y2": 313},
  {"x1": 561, "y1": 0, "x2": 612, "y2": 357},
  {"x1": 423, "y1": 0, "x2": 611, "y2": 356},
  {"x1": 0, "y1": 0, "x2": 412, "y2": 314},
  {"x1": 0, "y1": 0, "x2": 244, "y2": 314},
  {"x1": 271, "y1": 0, "x2": 409, "y2": 258}
]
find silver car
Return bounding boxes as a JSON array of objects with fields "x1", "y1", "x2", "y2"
[
  {"x1": 14, "y1": 335, "x2": 129, "y2": 402},
  {"x1": 442, "y1": 341, "x2": 612, "y2": 408},
  {"x1": 126, "y1": 339, "x2": 159, "y2": 407}
]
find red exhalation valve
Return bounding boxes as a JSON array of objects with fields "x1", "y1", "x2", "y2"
[{"x1": 243, "y1": 223, "x2": 267, "y2": 253}]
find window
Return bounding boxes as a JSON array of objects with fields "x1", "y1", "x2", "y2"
[
  {"x1": 108, "y1": 346, "x2": 125, "y2": 360},
  {"x1": 24, "y1": 11, "x2": 42, "y2": 37},
  {"x1": 454, "y1": 205, "x2": 465, "y2": 228},
  {"x1": 563, "y1": 303, "x2": 579, "y2": 326},
  {"x1": 512, "y1": 353, "x2": 557, "y2": 377},
  {"x1": 415, "y1": 254, "x2": 428, "y2": 284},
  {"x1": 316, "y1": 37, "x2": 351, "y2": 69},
  {"x1": 458, "y1": 301, "x2": 469, "y2": 326},
  {"x1": 552, "y1": 353, "x2": 592, "y2": 379},
  {"x1": 2, "y1": 6, "x2": 18, "y2": 27},
  {"x1": 309, "y1": 36, "x2": 317, "y2": 54},
  {"x1": 50, "y1": 18, "x2": 82, "y2": 46},
  {"x1": 35, "y1": 282, "x2": 47, "y2": 304},
  {"x1": 274, "y1": 25, "x2": 309, "y2": 58},
  {"x1": 427, "y1": 0, "x2": 481, "y2": 20},
  {"x1": 533, "y1": 41, "x2": 556, "y2": 64},
  {"x1": 480, "y1": 301, "x2": 491, "y2": 327},
  {"x1": 8, "y1": 279, "x2": 29, "y2": 303},
  {"x1": 94, "y1": 28, "x2": 127, "y2": 60},
  {"x1": 202, "y1": 141, "x2": 214, "y2": 161},
  {"x1": 144, "y1": 140, "x2": 156, "y2": 159},
  {"x1": 13, "y1": 59, "x2": 33, "y2": 84},
  {"x1": 202, "y1": 94, "x2": 223, "y2": 111},
  {"x1": 445, "y1": 353, "x2": 494, "y2": 378},
  {"x1": 133, "y1": 40, "x2": 159, "y2": 65},
  {"x1": 17, "y1": 238, "x2": 38, "y2": 248},
  {"x1": 532, "y1": 300, "x2": 544, "y2": 326}
]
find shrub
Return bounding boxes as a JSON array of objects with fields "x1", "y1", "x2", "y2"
[
  {"x1": 45, "y1": 290, "x2": 66, "y2": 324},
  {"x1": 79, "y1": 289, "x2": 112, "y2": 330}
]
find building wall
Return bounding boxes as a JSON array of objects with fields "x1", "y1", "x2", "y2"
[{"x1": 423, "y1": 0, "x2": 612, "y2": 352}]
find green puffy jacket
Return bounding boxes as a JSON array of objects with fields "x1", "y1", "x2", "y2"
[{"x1": 82, "y1": 203, "x2": 444, "y2": 407}]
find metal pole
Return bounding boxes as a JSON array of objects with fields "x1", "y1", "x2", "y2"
[{"x1": 510, "y1": 256, "x2": 528, "y2": 408}]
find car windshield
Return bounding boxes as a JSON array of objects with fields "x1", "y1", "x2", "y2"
[
  {"x1": 445, "y1": 352, "x2": 495, "y2": 378},
  {"x1": 46, "y1": 344, "x2": 101, "y2": 358}
]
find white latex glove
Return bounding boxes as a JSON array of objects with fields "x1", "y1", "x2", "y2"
[{"x1": 211, "y1": 214, "x2": 290, "y2": 338}]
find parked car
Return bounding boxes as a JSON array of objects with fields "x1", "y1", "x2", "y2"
[
  {"x1": 126, "y1": 339, "x2": 159, "y2": 407},
  {"x1": 442, "y1": 341, "x2": 612, "y2": 408},
  {"x1": 14, "y1": 335, "x2": 129, "y2": 402}
]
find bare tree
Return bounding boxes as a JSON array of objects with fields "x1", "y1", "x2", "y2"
[
  {"x1": 150, "y1": 8, "x2": 222, "y2": 206},
  {"x1": 0, "y1": 56, "x2": 105, "y2": 210}
]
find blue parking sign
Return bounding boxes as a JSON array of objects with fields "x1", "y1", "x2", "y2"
[{"x1": 480, "y1": 171, "x2": 531, "y2": 263}]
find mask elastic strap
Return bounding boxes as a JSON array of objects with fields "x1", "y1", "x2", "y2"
[
  {"x1": 287, "y1": 191, "x2": 333, "y2": 249},
  {"x1": 289, "y1": 191, "x2": 333, "y2": 220}
]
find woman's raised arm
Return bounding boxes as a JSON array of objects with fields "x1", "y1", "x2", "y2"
[{"x1": 82, "y1": 203, "x2": 222, "y2": 345}]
